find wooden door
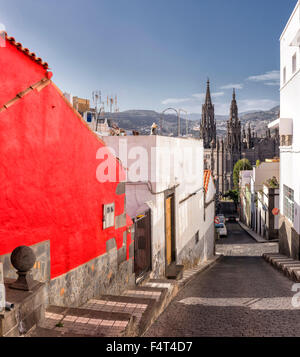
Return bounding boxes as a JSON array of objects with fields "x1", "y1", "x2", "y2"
[
  {"x1": 134, "y1": 210, "x2": 152, "y2": 278},
  {"x1": 166, "y1": 197, "x2": 172, "y2": 266}
]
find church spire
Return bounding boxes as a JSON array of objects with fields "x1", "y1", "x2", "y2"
[
  {"x1": 226, "y1": 88, "x2": 241, "y2": 154},
  {"x1": 205, "y1": 79, "x2": 212, "y2": 106},
  {"x1": 200, "y1": 79, "x2": 216, "y2": 149},
  {"x1": 229, "y1": 88, "x2": 239, "y2": 123}
]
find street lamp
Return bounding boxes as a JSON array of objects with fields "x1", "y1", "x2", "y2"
[
  {"x1": 161, "y1": 108, "x2": 178, "y2": 136},
  {"x1": 161, "y1": 108, "x2": 187, "y2": 137}
]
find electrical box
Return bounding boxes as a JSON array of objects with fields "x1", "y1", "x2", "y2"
[{"x1": 103, "y1": 203, "x2": 115, "y2": 229}]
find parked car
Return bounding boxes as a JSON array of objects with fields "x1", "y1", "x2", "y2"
[{"x1": 215, "y1": 223, "x2": 227, "y2": 237}]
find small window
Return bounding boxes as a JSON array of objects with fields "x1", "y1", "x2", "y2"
[
  {"x1": 292, "y1": 53, "x2": 297, "y2": 74},
  {"x1": 87, "y1": 112, "x2": 92, "y2": 123},
  {"x1": 283, "y1": 185, "x2": 294, "y2": 223},
  {"x1": 283, "y1": 67, "x2": 287, "y2": 84},
  {"x1": 103, "y1": 203, "x2": 115, "y2": 229}
]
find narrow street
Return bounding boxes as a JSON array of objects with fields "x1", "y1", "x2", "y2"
[{"x1": 145, "y1": 222, "x2": 300, "y2": 337}]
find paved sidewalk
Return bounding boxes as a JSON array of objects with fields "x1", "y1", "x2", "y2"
[
  {"x1": 145, "y1": 225, "x2": 299, "y2": 337},
  {"x1": 238, "y1": 221, "x2": 278, "y2": 243}
]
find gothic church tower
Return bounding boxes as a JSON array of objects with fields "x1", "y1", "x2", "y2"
[
  {"x1": 200, "y1": 79, "x2": 216, "y2": 148},
  {"x1": 226, "y1": 89, "x2": 241, "y2": 155}
]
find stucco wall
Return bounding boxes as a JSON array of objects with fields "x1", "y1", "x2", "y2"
[
  {"x1": 102, "y1": 136, "x2": 214, "y2": 277},
  {"x1": 280, "y1": 2, "x2": 300, "y2": 244},
  {"x1": 0, "y1": 39, "x2": 134, "y2": 304}
]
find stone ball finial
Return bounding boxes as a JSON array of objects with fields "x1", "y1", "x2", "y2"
[
  {"x1": 11, "y1": 246, "x2": 36, "y2": 272},
  {"x1": 10, "y1": 246, "x2": 38, "y2": 291}
]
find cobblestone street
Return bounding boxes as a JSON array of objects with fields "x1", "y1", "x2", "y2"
[{"x1": 145, "y1": 222, "x2": 300, "y2": 337}]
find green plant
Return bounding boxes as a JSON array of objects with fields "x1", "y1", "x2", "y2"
[
  {"x1": 223, "y1": 189, "x2": 239, "y2": 205},
  {"x1": 233, "y1": 159, "x2": 252, "y2": 189},
  {"x1": 266, "y1": 176, "x2": 279, "y2": 188}
]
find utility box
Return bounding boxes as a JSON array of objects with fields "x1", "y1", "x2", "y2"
[{"x1": 103, "y1": 203, "x2": 115, "y2": 229}]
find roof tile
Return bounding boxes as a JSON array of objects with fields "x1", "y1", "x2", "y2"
[{"x1": 1, "y1": 31, "x2": 49, "y2": 69}]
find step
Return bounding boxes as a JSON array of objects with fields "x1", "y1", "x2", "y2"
[
  {"x1": 144, "y1": 279, "x2": 177, "y2": 291},
  {"x1": 165, "y1": 264, "x2": 184, "y2": 280},
  {"x1": 34, "y1": 305, "x2": 135, "y2": 337},
  {"x1": 273, "y1": 258, "x2": 295, "y2": 269},
  {"x1": 82, "y1": 295, "x2": 156, "y2": 336},
  {"x1": 263, "y1": 253, "x2": 300, "y2": 283},
  {"x1": 263, "y1": 253, "x2": 286, "y2": 262},
  {"x1": 123, "y1": 286, "x2": 168, "y2": 303},
  {"x1": 283, "y1": 265, "x2": 300, "y2": 279}
]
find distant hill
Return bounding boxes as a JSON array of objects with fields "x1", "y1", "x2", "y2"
[
  {"x1": 103, "y1": 110, "x2": 197, "y2": 136},
  {"x1": 102, "y1": 106, "x2": 280, "y2": 138}
]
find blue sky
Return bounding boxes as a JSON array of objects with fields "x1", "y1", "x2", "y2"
[{"x1": 0, "y1": 0, "x2": 297, "y2": 115}]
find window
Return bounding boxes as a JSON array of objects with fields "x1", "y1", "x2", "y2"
[
  {"x1": 87, "y1": 112, "x2": 92, "y2": 123},
  {"x1": 283, "y1": 185, "x2": 294, "y2": 223},
  {"x1": 292, "y1": 53, "x2": 297, "y2": 74},
  {"x1": 103, "y1": 203, "x2": 115, "y2": 229},
  {"x1": 283, "y1": 67, "x2": 287, "y2": 84}
]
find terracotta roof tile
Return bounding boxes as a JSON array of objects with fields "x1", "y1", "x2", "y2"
[{"x1": 2, "y1": 32, "x2": 49, "y2": 69}]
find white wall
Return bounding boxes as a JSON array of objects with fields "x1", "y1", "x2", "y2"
[
  {"x1": 252, "y1": 162, "x2": 279, "y2": 191},
  {"x1": 101, "y1": 135, "x2": 213, "y2": 277},
  {"x1": 280, "y1": 0, "x2": 300, "y2": 234}
]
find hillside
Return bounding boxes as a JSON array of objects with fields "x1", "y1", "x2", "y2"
[{"x1": 103, "y1": 106, "x2": 280, "y2": 138}]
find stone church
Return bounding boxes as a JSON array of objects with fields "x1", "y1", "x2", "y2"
[{"x1": 200, "y1": 80, "x2": 280, "y2": 194}]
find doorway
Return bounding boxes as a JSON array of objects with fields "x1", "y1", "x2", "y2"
[
  {"x1": 134, "y1": 210, "x2": 152, "y2": 280},
  {"x1": 165, "y1": 192, "x2": 176, "y2": 270}
]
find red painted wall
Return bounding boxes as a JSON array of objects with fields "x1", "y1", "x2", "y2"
[{"x1": 0, "y1": 39, "x2": 132, "y2": 279}]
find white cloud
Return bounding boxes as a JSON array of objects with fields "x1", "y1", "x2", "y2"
[
  {"x1": 213, "y1": 99, "x2": 279, "y2": 115},
  {"x1": 247, "y1": 70, "x2": 280, "y2": 85},
  {"x1": 161, "y1": 97, "x2": 191, "y2": 105},
  {"x1": 264, "y1": 81, "x2": 280, "y2": 87},
  {"x1": 220, "y1": 83, "x2": 243, "y2": 90},
  {"x1": 238, "y1": 99, "x2": 279, "y2": 113}
]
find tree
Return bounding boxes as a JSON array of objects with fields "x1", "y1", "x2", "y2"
[
  {"x1": 233, "y1": 159, "x2": 252, "y2": 189},
  {"x1": 223, "y1": 189, "x2": 239, "y2": 205}
]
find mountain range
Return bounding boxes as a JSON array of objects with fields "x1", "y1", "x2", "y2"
[{"x1": 104, "y1": 105, "x2": 280, "y2": 137}]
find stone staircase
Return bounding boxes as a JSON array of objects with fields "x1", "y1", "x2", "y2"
[
  {"x1": 263, "y1": 253, "x2": 300, "y2": 282},
  {"x1": 27, "y1": 284, "x2": 177, "y2": 337},
  {"x1": 26, "y1": 256, "x2": 220, "y2": 337}
]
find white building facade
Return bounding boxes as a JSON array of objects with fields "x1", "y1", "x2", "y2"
[
  {"x1": 250, "y1": 161, "x2": 280, "y2": 232},
  {"x1": 100, "y1": 135, "x2": 215, "y2": 280},
  {"x1": 269, "y1": 1, "x2": 300, "y2": 258}
]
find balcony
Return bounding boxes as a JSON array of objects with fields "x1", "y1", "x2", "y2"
[{"x1": 268, "y1": 117, "x2": 293, "y2": 146}]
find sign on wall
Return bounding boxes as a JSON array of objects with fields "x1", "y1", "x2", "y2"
[{"x1": 0, "y1": 263, "x2": 5, "y2": 312}]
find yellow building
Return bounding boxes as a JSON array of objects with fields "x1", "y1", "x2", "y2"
[{"x1": 73, "y1": 96, "x2": 90, "y2": 113}]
